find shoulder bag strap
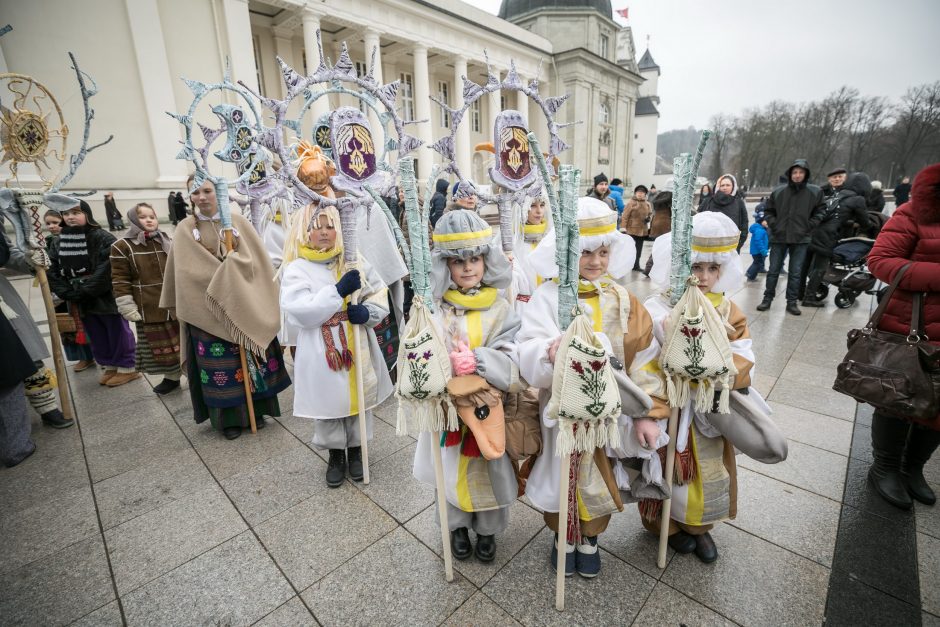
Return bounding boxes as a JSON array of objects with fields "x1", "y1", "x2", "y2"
[
  {"x1": 866, "y1": 263, "x2": 912, "y2": 331},
  {"x1": 910, "y1": 291, "x2": 925, "y2": 339}
]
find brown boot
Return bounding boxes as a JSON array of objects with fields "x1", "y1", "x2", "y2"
[
  {"x1": 73, "y1": 359, "x2": 96, "y2": 372},
  {"x1": 106, "y1": 372, "x2": 142, "y2": 387},
  {"x1": 98, "y1": 369, "x2": 117, "y2": 385}
]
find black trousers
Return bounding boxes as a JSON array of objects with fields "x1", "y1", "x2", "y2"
[{"x1": 630, "y1": 235, "x2": 644, "y2": 270}]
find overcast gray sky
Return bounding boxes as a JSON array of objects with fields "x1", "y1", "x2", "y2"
[{"x1": 471, "y1": 0, "x2": 940, "y2": 131}]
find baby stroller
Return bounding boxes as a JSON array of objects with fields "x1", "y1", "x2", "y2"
[{"x1": 815, "y1": 237, "x2": 878, "y2": 308}]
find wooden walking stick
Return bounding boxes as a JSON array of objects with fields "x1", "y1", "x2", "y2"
[
  {"x1": 0, "y1": 52, "x2": 112, "y2": 421},
  {"x1": 657, "y1": 130, "x2": 712, "y2": 570}
]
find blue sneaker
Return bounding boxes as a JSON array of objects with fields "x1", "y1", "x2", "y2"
[
  {"x1": 550, "y1": 535, "x2": 575, "y2": 577},
  {"x1": 575, "y1": 535, "x2": 600, "y2": 578}
]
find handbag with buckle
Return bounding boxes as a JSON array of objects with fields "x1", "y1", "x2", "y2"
[{"x1": 832, "y1": 263, "x2": 940, "y2": 420}]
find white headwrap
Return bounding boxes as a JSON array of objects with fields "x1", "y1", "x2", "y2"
[
  {"x1": 528, "y1": 197, "x2": 635, "y2": 280},
  {"x1": 429, "y1": 209, "x2": 512, "y2": 300},
  {"x1": 649, "y1": 211, "x2": 745, "y2": 294}
]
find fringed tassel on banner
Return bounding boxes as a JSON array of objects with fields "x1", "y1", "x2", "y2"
[
  {"x1": 326, "y1": 348, "x2": 345, "y2": 372},
  {"x1": 395, "y1": 397, "x2": 458, "y2": 436},
  {"x1": 639, "y1": 497, "x2": 662, "y2": 523}
]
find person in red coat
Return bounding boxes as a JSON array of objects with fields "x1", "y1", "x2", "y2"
[{"x1": 866, "y1": 162, "x2": 940, "y2": 509}]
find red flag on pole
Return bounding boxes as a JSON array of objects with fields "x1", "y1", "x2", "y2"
[{"x1": 615, "y1": 7, "x2": 629, "y2": 19}]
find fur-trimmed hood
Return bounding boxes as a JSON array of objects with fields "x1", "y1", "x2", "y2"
[{"x1": 912, "y1": 163, "x2": 940, "y2": 223}]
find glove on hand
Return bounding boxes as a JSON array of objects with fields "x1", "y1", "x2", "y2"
[
  {"x1": 335, "y1": 270, "x2": 361, "y2": 298},
  {"x1": 28, "y1": 248, "x2": 47, "y2": 268},
  {"x1": 449, "y1": 341, "x2": 477, "y2": 376},
  {"x1": 346, "y1": 304, "x2": 369, "y2": 324},
  {"x1": 116, "y1": 295, "x2": 142, "y2": 322}
]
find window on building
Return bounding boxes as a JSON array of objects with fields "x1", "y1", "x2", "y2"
[
  {"x1": 599, "y1": 102, "x2": 610, "y2": 126},
  {"x1": 470, "y1": 99, "x2": 481, "y2": 133},
  {"x1": 400, "y1": 72, "x2": 415, "y2": 122},
  {"x1": 354, "y1": 62, "x2": 369, "y2": 113},
  {"x1": 600, "y1": 34, "x2": 609, "y2": 60},
  {"x1": 640, "y1": 148, "x2": 645, "y2": 153},
  {"x1": 501, "y1": 95, "x2": 507, "y2": 111},
  {"x1": 252, "y1": 36, "x2": 266, "y2": 97},
  {"x1": 634, "y1": 133, "x2": 639, "y2": 139},
  {"x1": 438, "y1": 81, "x2": 450, "y2": 128}
]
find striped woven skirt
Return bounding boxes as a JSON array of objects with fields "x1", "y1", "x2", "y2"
[
  {"x1": 186, "y1": 325, "x2": 291, "y2": 430},
  {"x1": 135, "y1": 320, "x2": 182, "y2": 375}
]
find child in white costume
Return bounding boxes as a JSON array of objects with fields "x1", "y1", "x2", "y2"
[
  {"x1": 510, "y1": 193, "x2": 551, "y2": 314},
  {"x1": 516, "y1": 197, "x2": 669, "y2": 578},
  {"x1": 413, "y1": 209, "x2": 522, "y2": 563},
  {"x1": 642, "y1": 211, "x2": 769, "y2": 563},
  {"x1": 279, "y1": 205, "x2": 393, "y2": 488}
]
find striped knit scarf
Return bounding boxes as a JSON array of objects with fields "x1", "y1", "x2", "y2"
[{"x1": 321, "y1": 310, "x2": 353, "y2": 371}]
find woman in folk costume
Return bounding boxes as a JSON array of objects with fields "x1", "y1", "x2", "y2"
[
  {"x1": 413, "y1": 209, "x2": 522, "y2": 563},
  {"x1": 510, "y1": 192, "x2": 551, "y2": 313},
  {"x1": 110, "y1": 203, "x2": 182, "y2": 395},
  {"x1": 515, "y1": 197, "x2": 669, "y2": 578},
  {"x1": 279, "y1": 204, "x2": 392, "y2": 487},
  {"x1": 643, "y1": 211, "x2": 773, "y2": 563},
  {"x1": 48, "y1": 200, "x2": 140, "y2": 388},
  {"x1": 159, "y1": 176, "x2": 291, "y2": 440}
]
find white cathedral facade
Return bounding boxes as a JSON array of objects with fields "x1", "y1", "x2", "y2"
[{"x1": 0, "y1": 0, "x2": 660, "y2": 212}]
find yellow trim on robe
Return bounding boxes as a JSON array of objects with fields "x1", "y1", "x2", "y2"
[
  {"x1": 706, "y1": 291, "x2": 724, "y2": 307},
  {"x1": 466, "y1": 310, "x2": 484, "y2": 350},
  {"x1": 443, "y1": 287, "x2": 498, "y2": 310},
  {"x1": 345, "y1": 319, "x2": 359, "y2": 415},
  {"x1": 298, "y1": 244, "x2": 342, "y2": 262},
  {"x1": 583, "y1": 294, "x2": 603, "y2": 332},
  {"x1": 456, "y1": 447, "x2": 474, "y2": 510},
  {"x1": 685, "y1": 428, "x2": 706, "y2": 526}
]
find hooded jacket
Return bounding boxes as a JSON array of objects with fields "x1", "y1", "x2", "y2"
[
  {"x1": 648, "y1": 190, "x2": 673, "y2": 238},
  {"x1": 429, "y1": 178, "x2": 449, "y2": 227},
  {"x1": 808, "y1": 172, "x2": 874, "y2": 255},
  {"x1": 764, "y1": 159, "x2": 826, "y2": 244},
  {"x1": 867, "y1": 163, "x2": 940, "y2": 428},
  {"x1": 699, "y1": 174, "x2": 749, "y2": 247}
]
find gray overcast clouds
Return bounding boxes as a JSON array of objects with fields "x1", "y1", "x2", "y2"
[{"x1": 470, "y1": 0, "x2": 940, "y2": 131}]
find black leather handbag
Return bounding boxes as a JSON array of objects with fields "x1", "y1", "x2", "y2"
[{"x1": 833, "y1": 263, "x2": 940, "y2": 420}]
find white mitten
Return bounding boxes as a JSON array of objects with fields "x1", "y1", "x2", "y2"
[{"x1": 116, "y1": 295, "x2": 142, "y2": 322}]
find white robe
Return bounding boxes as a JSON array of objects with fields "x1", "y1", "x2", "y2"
[
  {"x1": 515, "y1": 281, "x2": 665, "y2": 514},
  {"x1": 279, "y1": 256, "x2": 392, "y2": 420},
  {"x1": 509, "y1": 236, "x2": 544, "y2": 316},
  {"x1": 413, "y1": 296, "x2": 521, "y2": 513}
]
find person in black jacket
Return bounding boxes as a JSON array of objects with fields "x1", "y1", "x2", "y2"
[
  {"x1": 429, "y1": 178, "x2": 449, "y2": 227},
  {"x1": 867, "y1": 180, "x2": 886, "y2": 214},
  {"x1": 802, "y1": 172, "x2": 875, "y2": 307},
  {"x1": 48, "y1": 200, "x2": 139, "y2": 387},
  {"x1": 821, "y1": 168, "x2": 846, "y2": 199},
  {"x1": 893, "y1": 176, "x2": 911, "y2": 206},
  {"x1": 173, "y1": 192, "x2": 189, "y2": 223},
  {"x1": 757, "y1": 159, "x2": 826, "y2": 315},
  {"x1": 699, "y1": 174, "x2": 748, "y2": 251}
]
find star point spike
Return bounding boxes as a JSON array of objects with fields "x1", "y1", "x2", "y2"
[{"x1": 182, "y1": 78, "x2": 208, "y2": 97}]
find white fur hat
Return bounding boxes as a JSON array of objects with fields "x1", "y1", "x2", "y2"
[
  {"x1": 528, "y1": 196, "x2": 635, "y2": 280},
  {"x1": 649, "y1": 211, "x2": 745, "y2": 294}
]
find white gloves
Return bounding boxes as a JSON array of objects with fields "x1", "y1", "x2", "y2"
[{"x1": 115, "y1": 295, "x2": 142, "y2": 322}]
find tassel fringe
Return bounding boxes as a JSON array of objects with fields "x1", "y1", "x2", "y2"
[
  {"x1": 556, "y1": 416, "x2": 622, "y2": 456},
  {"x1": 394, "y1": 396, "x2": 458, "y2": 436},
  {"x1": 205, "y1": 293, "x2": 268, "y2": 358}
]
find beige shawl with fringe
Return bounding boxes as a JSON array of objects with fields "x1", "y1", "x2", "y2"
[{"x1": 159, "y1": 212, "x2": 280, "y2": 358}]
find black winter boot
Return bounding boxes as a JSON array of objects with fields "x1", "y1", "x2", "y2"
[
  {"x1": 326, "y1": 449, "x2": 346, "y2": 488},
  {"x1": 902, "y1": 424, "x2": 940, "y2": 506},
  {"x1": 869, "y1": 413, "x2": 913, "y2": 509},
  {"x1": 347, "y1": 446, "x2": 364, "y2": 481},
  {"x1": 785, "y1": 301, "x2": 802, "y2": 316},
  {"x1": 756, "y1": 297, "x2": 773, "y2": 311}
]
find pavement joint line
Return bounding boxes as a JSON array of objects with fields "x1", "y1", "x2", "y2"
[
  {"x1": 724, "y1": 519, "x2": 834, "y2": 569},
  {"x1": 735, "y1": 458, "x2": 848, "y2": 505},
  {"x1": 152, "y1": 387, "x2": 322, "y2": 623},
  {"x1": 65, "y1": 368, "x2": 130, "y2": 626}
]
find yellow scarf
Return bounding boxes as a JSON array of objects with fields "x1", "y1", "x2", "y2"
[
  {"x1": 443, "y1": 286, "x2": 498, "y2": 310},
  {"x1": 523, "y1": 221, "x2": 547, "y2": 240},
  {"x1": 706, "y1": 291, "x2": 724, "y2": 308},
  {"x1": 298, "y1": 244, "x2": 342, "y2": 263}
]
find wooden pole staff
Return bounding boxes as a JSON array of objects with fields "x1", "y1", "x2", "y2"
[
  {"x1": 217, "y1": 182, "x2": 257, "y2": 435},
  {"x1": 15, "y1": 190, "x2": 73, "y2": 420}
]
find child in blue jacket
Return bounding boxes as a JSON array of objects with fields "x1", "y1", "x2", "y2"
[{"x1": 746, "y1": 204, "x2": 769, "y2": 281}]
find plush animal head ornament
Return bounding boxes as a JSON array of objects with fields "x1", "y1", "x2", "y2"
[
  {"x1": 649, "y1": 211, "x2": 745, "y2": 294},
  {"x1": 428, "y1": 209, "x2": 512, "y2": 300},
  {"x1": 294, "y1": 141, "x2": 336, "y2": 198},
  {"x1": 528, "y1": 196, "x2": 635, "y2": 280}
]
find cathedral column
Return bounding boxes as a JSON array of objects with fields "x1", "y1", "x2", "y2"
[
  {"x1": 363, "y1": 28, "x2": 384, "y2": 135},
  {"x1": 302, "y1": 7, "x2": 330, "y2": 119},
  {"x1": 272, "y1": 27, "x2": 295, "y2": 99},
  {"x1": 453, "y1": 55, "x2": 472, "y2": 181},
  {"x1": 125, "y1": 0, "x2": 187, "y2": 186},
  {"x1": 220, "y1": 0, "x2": 259, "y2": 93},
  {"x1": 412, "y1": 44, "x2": 433, "y2": 183}
]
